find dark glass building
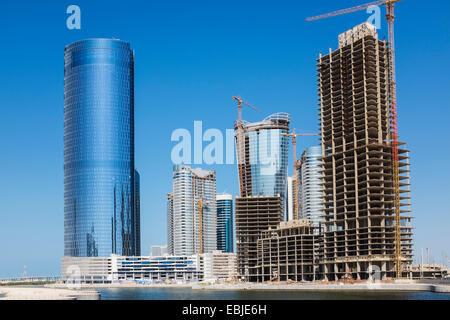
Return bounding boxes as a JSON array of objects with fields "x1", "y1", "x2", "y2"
[
  {"x1": 64, "y1": 38, "x2": 139, "y2": 257},
  {"x1": 216, "y1": 194, "x2": 233, "y2": 253}
]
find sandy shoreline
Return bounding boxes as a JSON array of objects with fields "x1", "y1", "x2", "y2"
[{"x1": 0, "y1": 287, "x2": 100, "y2": 300}]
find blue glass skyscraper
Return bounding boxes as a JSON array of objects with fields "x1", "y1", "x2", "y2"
[
  {"x1": 216, "y1": 194, "x2": 233, "y2": 253},
  {"x1": 64, "y1": 38, "x2": 139, "y2": 257}
]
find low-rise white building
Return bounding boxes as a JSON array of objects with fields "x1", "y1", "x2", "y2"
[
  {"x1": 200, "y1": 250, "x2": 237, "y2": 283},
  {"x1": 62, "y1": 255, "x2": 202, "y2": 284}
]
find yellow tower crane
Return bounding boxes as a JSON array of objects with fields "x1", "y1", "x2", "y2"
[
  {"x1": 197, "y1": 198, "x2": 204, "y2": 254},
  {"x1": 306, "y1": 0, "x2": 403, "y2": 278},
  {"x1": 282, "y1": 129, "x2": 319, "y2": 220},
  {"x1": 233, "y1": 96, "x2": 262, "y2": 196}
]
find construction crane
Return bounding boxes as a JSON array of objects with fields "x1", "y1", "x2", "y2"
[
  {"x1": 306, "y1": 0, "x2": 403, "y2": 278},
  {"x1": 197, "y1": 198, "x2": 204, "y2": 254},
  {"x1": 233, "y1": 96, "x2": 262, "y2": 196},
  {"x1": 168, "y1": 193, "x2": 207, "y2": 254},
  {"x1": 282, "y1": 129, "x2": 319, "y2": 220}
]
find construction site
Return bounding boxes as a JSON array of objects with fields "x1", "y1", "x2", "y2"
[
  {"x1": 256, "y1": 219, "x2": 322, "y2": 282},
  {"x1": 233, "y1": 0, "x2": 424, "y2": 283}
]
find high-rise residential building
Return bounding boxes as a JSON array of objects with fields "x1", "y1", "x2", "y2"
[
  {"x1": 64, "y1": 38, "x2": 139, "y2": 257},
  {"x1": 298, "y1": 146, "x2": 323, "y2": 233},
  {"x1": 234, "y1": 113, "x2": 290, "y2": 281},
  {"x1": 216, "y1": 193, "x2": 234, "y2": 253},
  {"x1": 317, "y1": 22, "x2": 412, "y2": 280},
  {"x1": 169, "y1": 165, "x2": 217, "y2": 256}
]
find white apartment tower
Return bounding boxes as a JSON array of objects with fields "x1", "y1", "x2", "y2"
[{"x1": 168, "y1": 165, "x2": 217, "y2": 256}]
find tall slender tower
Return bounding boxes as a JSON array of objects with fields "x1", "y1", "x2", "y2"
[
  {"x1": 298, "y1": 146, "x2": 323, "y2": 232},
  {"x1": 64, "y1": 38, "x2": 139, "y2": 257},
  {"x1": 170, "y1": 165, "x2": 217, "y2": 255},
  {"x1": 286, "y1": 176, "x2": 295, "y2": 221},
  {"x1": 234, "y1": 113, "x2": 290, "y2": 281},
  {"x1": 317, "y1": 23, "x2": 412, "y2": 280}
]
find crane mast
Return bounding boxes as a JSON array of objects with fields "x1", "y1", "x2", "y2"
[
  {"x1": 233, "y1": 96, "x2": 261, "y2": 197},
  {"x1": 283, "y1": 129, "x2": 319, "y2": 220},
  {"x1": 386, "y1": 2, "x2": 402, "y2": 279}
]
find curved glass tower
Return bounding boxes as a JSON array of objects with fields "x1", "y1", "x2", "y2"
[
  {"x1": 64, "y1": 39, "x2": 137, "y2": 257},
  {"x1": 235, "y1": 113, "x2": 290, "y2": 215}
]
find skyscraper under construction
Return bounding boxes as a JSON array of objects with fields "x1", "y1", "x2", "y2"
[
  {"x1": 317, "y1": 22, "x2": 413, "y2": 280},
  {"x1": 234, "y1": 113, "x2": 290, "y2": 281}
]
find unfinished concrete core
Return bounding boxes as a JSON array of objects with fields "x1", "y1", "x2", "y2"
[
  {"x1": 256, "y1": 219, "x2": 323, "y2": 282},
  {"x1": 235, "y1": 196, "x2": 282, "y2": 282},
  {"x1": 317, "y1": 26, "x2": 413, "y2": 281}
]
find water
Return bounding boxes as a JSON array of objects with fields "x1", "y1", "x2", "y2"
[{"x1": 98, "y1": 287, "x2": 450, "y2": 300}]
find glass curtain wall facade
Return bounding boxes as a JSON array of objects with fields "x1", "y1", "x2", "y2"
[
  {"x1": 64, "y1": 38, "x2": 138, "y2": 257},
  {"x1": 216, "y1": 194, "x2": 233, "y2": 253},
  {"x1": 235, "y1": 113, "x2": 290, "y2": 217}
]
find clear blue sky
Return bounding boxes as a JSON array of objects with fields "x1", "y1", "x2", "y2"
[{"x1": 0, "y1": 0, "x2": 449, "y2": 277}]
